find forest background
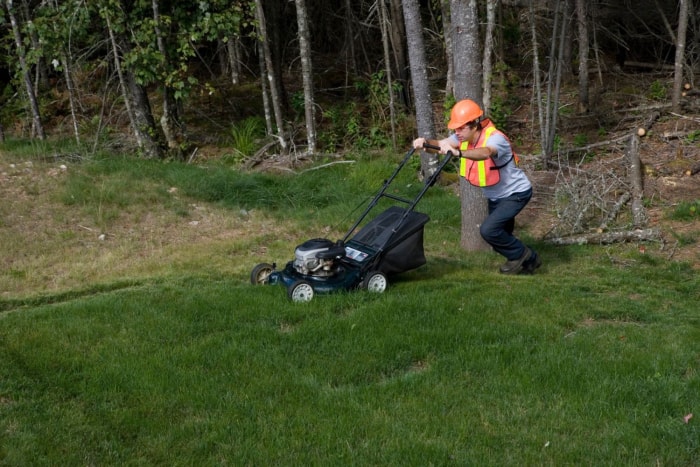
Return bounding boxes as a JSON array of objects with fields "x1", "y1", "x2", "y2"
[{"x1": 1, "y1": 0, "x2": 699, "y2": 250}]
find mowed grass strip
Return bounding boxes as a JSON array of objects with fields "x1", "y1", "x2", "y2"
[{"x1": 1, "y1": 251, "x2": 698, "y2": 464}]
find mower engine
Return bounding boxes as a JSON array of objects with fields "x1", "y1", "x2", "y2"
[{"x1": 293, "y1": 238, "x2": 346, "y2": 277}]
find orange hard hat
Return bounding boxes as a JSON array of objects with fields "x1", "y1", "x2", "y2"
[{"x1": 447, "y1": 99, "x2": 483, "y2": 129}]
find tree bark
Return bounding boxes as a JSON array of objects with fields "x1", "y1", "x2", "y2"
[
  {"x1": 103, "y1": 6, "x2": 161, "y2": 158},
  {"x1": 544, "y1": 0, "x2": 568, "y2": 159},
  {"x1": 441, "y1": 0, "x2": 454, "y2": 98},
  {"x1": 626, "y1": 133, "x2": 647, "y2": 228},
  {"x1": 61, "y1": 51, "x2": 81, "y2": 145},
  {"x1": 576, "y1": 0, "x2": 589, "y2": 113},
  {"x1": 545, "y1": 228, "x2": 660, "y2": 246},
  {"x1": 5, "y1": 0, "x2": 45, "y2": 140},
  {"x1": 451, "y1": 0, "x2": 482, "y2": 102},
  {"x1": 402, "y1": 0, "x2": 438, "y2": 179},
  {"x1": 254, "y1": 0, "x2": 287, "y2": 152},
  {"x1": 389, "y1": 0, "x2": 410, "y2": 108},
  {"x1": 152, "y1": 0, "x2": 183, "y2": 157},
  {"x1": 378, "y1": 0, "x2": 397, "y2": 150},
  {"x1": 294, "y1": 0, "x2": 316, "y2": 155},
  {"x1": 482, "y1": 0, "x2": 498, "y2": 114},
  {"x1": 452, "y1": 0, "x2": 489, "y2": 251},
  {"x1": 529, "y1": 0, "x2": 546, "y2": 161},
  {"x1": 672, "y1": 0, "x2": 689, "y2": 113}
]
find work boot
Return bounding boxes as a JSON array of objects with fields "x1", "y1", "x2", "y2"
[
  {"x1": 499, "y1": 247, "x2": 532, "y2": 274},
  {"x1": 521, "y1": 250, "x2": 542, "y2": 274}
]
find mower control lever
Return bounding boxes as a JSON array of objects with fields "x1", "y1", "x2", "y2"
[{"x1": 423, "y1": 142, "x2": 459, "y2": 158}]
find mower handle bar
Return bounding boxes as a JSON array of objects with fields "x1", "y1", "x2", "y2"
[{"x1": 423, "y1": 142, "x2": 459, "y2": 158}]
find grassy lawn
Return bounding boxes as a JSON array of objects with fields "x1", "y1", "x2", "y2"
[{"x1": 0, "y1": 146, "x2": 698, "y2": 464}]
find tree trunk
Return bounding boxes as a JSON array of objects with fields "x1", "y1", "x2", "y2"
[
  {"x1": 451, "y1": 0, "x2": 483, "y2": 102},
  {"x1": 543, "y1": 0, "x2": 567, "y2": 159},
  {"x1": 389, "y1": 0, "x2": 410, "y2": 108},
  {"x1": 103, "y1": 8, "x2": 161, "y2": 158},
  {"x1": 482, "y1": 0, "x2": 498, "y2": 114},
  {"x1": 441, "y1": 0, "x2": 454, "y2": 98},
  {"x1": 672, "y1": 0, "x2": 689, "y2": 113},
  {"x1": 294, "y1": 0, "x2": 316, "y2": 155},
  {"x1": 257, "y1": 41, "x2": 273, "y2": 137},
  {"x1": 5, "y1": 0, "x2": 45, "y2": 140},
  {"x1": 255, "y1": 0, "x2": 287, "y2": 152},
  {"x1": 402, "y1": 0, "x2": 438, "y2": 180},
  {"x1": 379, "y1": 0, "x2": 397, "y2": 150},
  {"x1": 61, "y1": 51, "x2": 80, "y2": 145},
  {"x1": 626, "y1": 133, "x2": 647, "y2": 228},
  {"x1": 229, "y1": 38, "x2": 241, "y2": 86},
  {"x1": 451, "y1": 0, "x2": 489, "y2": 251},
  {"x1": 343, "y1": 0, "x2": 358, "y2": 78},
  {"x1": 20, "y1": 0, "x2": 48, "y2": 91},
  {"x1": 576, "y1": 0, "x2": 589, "y2": 113},
  {"x1": 561, "y1": 0, "x2": 574, "y2": 78},
  {"x1": 152, "y1": 0, "x2": 183, "y2": 157},
  {"x1": 529, "y1": 0, "x2": 546, "y2": 161}
]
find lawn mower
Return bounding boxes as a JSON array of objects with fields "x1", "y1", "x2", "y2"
[{"x1": 250, "y1": 146, "x2": 454, "y2": 302}]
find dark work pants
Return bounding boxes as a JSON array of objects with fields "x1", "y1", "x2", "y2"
[{"x1": 479, "y1": 188, "x2": 532, "y2": 261}]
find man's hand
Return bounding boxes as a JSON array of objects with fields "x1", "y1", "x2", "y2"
[{"x1": 412, "y1": 137, "x2": 426, "y2": 149}]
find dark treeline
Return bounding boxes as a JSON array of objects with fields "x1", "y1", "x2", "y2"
[{"x1": 0, "y1": 0, "x2": 697, "y2": 159}]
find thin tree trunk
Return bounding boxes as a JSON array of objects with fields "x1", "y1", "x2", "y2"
[
  {"x1": 672, "y1": 0, "x2": 689, "y2": 113},
  {"x1": 294, "y1": 0, "x2": 316, "y2": 155},
  {"x1": 343, "y1": 0, "x2": 358, "y2": 79},
  {"x1": 225, "y1": 37, "x2": 241, "y2": 85},
  {"x1": 576, "y1": 0, "x2": 589, "y2": 113},
  {"x1": 389, "y1": 0, "x2": 410, "y2": 107},
  {"x1": 61, "y1": 51, "x2": 80, "y2": 144},
  {"x1": 402, "y1": 0, "x2": 438, "y2": 179},
  {"x1": 482, "y1": 0, "x2": 498, "y2": 114},
  {"x1": 105, "y1": 12, "x2": 142, "y2": 149},
  {"x1": 626, "y1": 133, "x2": 647, "y2": 227},
  {"x1": 6, "y1": 0, "x2": 45, "y2": 140},
  {"x1": 258, "y1": 41, "x2": 273, "y2": 136},
  {"x1": 529, "y1": 0, "x2": 545, "y2": 161},
  {"x1": 20, "y1": 0, "x2": 48, "y2": 90},
  {"x1": 546, "y1": 3, "x2": 568, "y2": 157},
  {"x1": 152, "y1": 0, "x2": 182, "y2": 156},
  {"x1": 441, "y1": 0, "x2": 454, "y2": 98},
  {"x1": 379, "y1": 0, "x2": 397, "y2": 150},
  {"x1": 255, "y1": 0, "x2": 287, "y2": 152}
]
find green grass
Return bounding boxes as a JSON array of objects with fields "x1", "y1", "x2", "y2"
[{"x1": 0, "y1": 146, "x2": 699, "y2": 464}]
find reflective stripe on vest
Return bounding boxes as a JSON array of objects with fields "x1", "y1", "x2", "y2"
[{"x1": 459, "y1": 124, "x2": 500, "y2": 187}]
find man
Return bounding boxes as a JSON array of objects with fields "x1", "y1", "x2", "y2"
[{"x1": 413, "y1": 99, "x2": 541, "y2": 274}]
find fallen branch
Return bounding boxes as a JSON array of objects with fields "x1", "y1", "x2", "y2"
[
  {"x1": 544, "y1": 228, "x2": 661, "y2": 245},
  {"x1": 599, "y1": 191, "x2": 631, "y2": 230},
  {"x1": 669, "y1": 112, "x2": 700, "y2": 123},
  {"x1": 661, "y1": 130, "x2": 696, "y2": 140},
  {"x1": 558, "y1": 134, "x2": 630, "y2": 155},
  {"x1": 298, "y1": 160, "x2": 356, "y2": 174},
  {"x1": 243, "y1": 139, "x2": 279, "y2": 169}
]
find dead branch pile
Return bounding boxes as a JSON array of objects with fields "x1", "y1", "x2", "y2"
[{"x1": 543, "y1": 133, "x2": 659, "y2": 245}]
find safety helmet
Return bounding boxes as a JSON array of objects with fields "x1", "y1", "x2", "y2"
[{"x1": 447, "y1": 99, "x2": 483, "y2": 129}]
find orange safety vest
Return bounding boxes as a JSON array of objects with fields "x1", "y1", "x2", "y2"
[{"x1": 459, "y1": 121, "x2": 518, "y2": 187}]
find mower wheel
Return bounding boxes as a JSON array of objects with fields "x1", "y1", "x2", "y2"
[
  {"x1": 250, "y1": 263, "x2": 274, "y2": 285},
  {"x1": 287, "y1": 280, "x2": 314, "y2": 302},
  {"x1": 362, "y1": 271, "x2": 387, "y2": 293}
]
